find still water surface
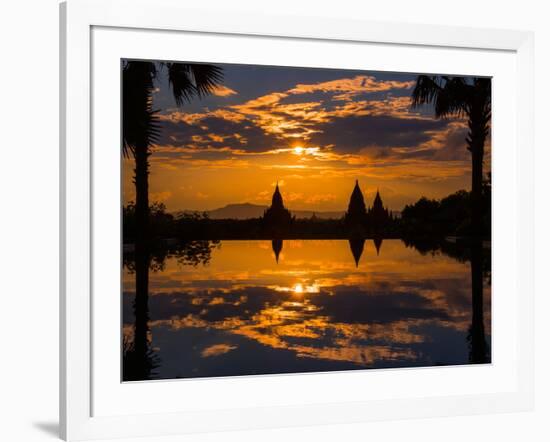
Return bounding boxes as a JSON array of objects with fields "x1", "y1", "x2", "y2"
[{"x1": 122, "y1": 239, "x2": 491, "y2": 380}]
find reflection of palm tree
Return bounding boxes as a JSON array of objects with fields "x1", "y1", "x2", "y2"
[
  {"x1": 468, "y1": 239, "x2": 489, "y2": 363},
  {"x1": 348, "y1": 238, "x2": 365, "y2": 267},
  {"x1": 401, "y1": 236, "x2": 490, "y2": 363},
  {"x1": 272, "y1": 239, "x2": 283, "y2": 263},
  {"x1": 122, "y1": 61, "x2": 223, "y2": 248},
  {"x1": 412, "y1": 76, "x2": 491, "y2": 234},
  {"x1": 122, "y1": 247, "x2": 159, "y2": 381}
]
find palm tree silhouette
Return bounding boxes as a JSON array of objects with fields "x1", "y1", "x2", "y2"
[
  {"x1": 122, "y1": 61, "x2": 222, "y2": 381},
  {"x1": 411, "y1": 76, "x2": 491, "y2": 235},
  {"x1": 122, "y1": 61, "x2": 223, "y2": 247}
]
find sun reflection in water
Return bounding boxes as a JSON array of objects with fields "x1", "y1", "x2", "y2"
[{"x1": 273, "y1": 282, "x2": 321, "y2": 295}]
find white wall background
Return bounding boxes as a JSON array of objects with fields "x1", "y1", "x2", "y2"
[{"x1": 0, "y1": 0, "x2": 548, "y2": 441}]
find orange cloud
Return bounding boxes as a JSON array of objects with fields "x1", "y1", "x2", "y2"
[
  {"x1": 158, "y1": 108, "x2": 246, "y2": 125},
  {"x1": 287, "y1": 75, "x2": 415, "y2": 100},
  {"x1": 201, "y1": 344, "x2": 237, "y2": 357},
  {"x1": 211, "y1": 85, "x2": 238, "y2": 97},
  {"x1": 158, "y1": 76, "x2": 421, "y2": 144}
]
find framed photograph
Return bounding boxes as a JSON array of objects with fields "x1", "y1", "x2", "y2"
[{"x1": 60, "y1": 0, "x2": 534, "y2": 440}]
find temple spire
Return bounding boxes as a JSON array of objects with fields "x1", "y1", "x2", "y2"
[
  {"x1": 346, "y1": 180, "x2": 367, "y2": 218},
  {"x1": 344, "y1": 179, "x2": 367, "y2": 236},
  {"x1": 271, "y1": 181, "x2": 284, "y2": 210},
  {"x1": 368, "y1": 188, "x2": 390, "y2": 234},
  {"x1": 262, "y1": 181, "x2": 293, "y2": 235}
]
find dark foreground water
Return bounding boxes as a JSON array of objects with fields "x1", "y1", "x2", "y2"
[{"x1": 122, "y1": 239, "x2": 491, "y2": 381}]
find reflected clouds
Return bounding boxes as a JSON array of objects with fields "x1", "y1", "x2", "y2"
[{"x1": 123, "y1": 240, "x2": 491, "y2": 379}]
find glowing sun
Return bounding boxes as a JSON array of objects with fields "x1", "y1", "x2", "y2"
[{"x1": 293, "y1": 146, "x2": 304, "y2": 155}]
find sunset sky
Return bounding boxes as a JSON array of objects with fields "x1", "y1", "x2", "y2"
[{"x1": 122, "y1": 62, "x2": 489, "y2": 212}]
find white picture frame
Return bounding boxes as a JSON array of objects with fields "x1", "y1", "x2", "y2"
[{"x1": 60, "y1": 0, "x2": 534, "y2": 440}]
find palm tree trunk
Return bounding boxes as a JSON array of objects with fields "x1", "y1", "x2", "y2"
[
  {"x1": 468, "y1": 111, "x2": 487, "y2": 237},
  {"x1": 471, "y1": 146, "x2": 483, "y2": 236},
  {"x1": 134, "y1": 142, "x2": 150, "y2": 249}
]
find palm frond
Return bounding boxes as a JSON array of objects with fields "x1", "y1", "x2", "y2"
[
  {"x1": 476, "y1": 77, "x2": 492, "y2": 115},
  {"x1": 164, "y1": 63, "x2": 196, "y2": 105},
  {"x1": 163, "y1": 62, "x2": 223, "y2": 106},
  {"x1": 188, "y1": 64, "x2": 224, "y2": 97},
  {"x1": 411, "y1": 75, "x2": 470, "y2": 118},
  {"x1": 411, "y1": 75, "x2": 443, "y2": 108},
  {"x1": 122, "y1": 61, "x2": 159, "y2": 158}
]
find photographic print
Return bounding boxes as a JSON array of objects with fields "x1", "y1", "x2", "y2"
[{"x1": 121, "y1": 60, "x2": 491, "y2": 381}]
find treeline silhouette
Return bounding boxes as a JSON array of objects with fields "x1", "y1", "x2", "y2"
[
  {"x1": 123, "y1": 186, "x2": 490, "y2": 243},
  {"x1": 400, "y1": 176, "x2": 491, "y2": 239},
  {"x1": 123, "y1": 206, "x2": 400, "y2": 242}
]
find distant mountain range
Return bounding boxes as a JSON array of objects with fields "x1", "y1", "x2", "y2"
[{"x1": 179, "y1": 203, "x2": 345, "y2": 220}]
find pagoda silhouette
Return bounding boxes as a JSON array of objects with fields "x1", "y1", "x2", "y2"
[
  {"x1": 262, "y1": 182, "x2": 293, "y2": 236},
  {"x1": 367, "y1": 189, "x2": 390, "y2": 233},
  {"x1": 344, "y1": 180, "x2": 391, "y2": 237},
  {"x1": 343, "y1": 180, "x2": 368, "y2": 236}
]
